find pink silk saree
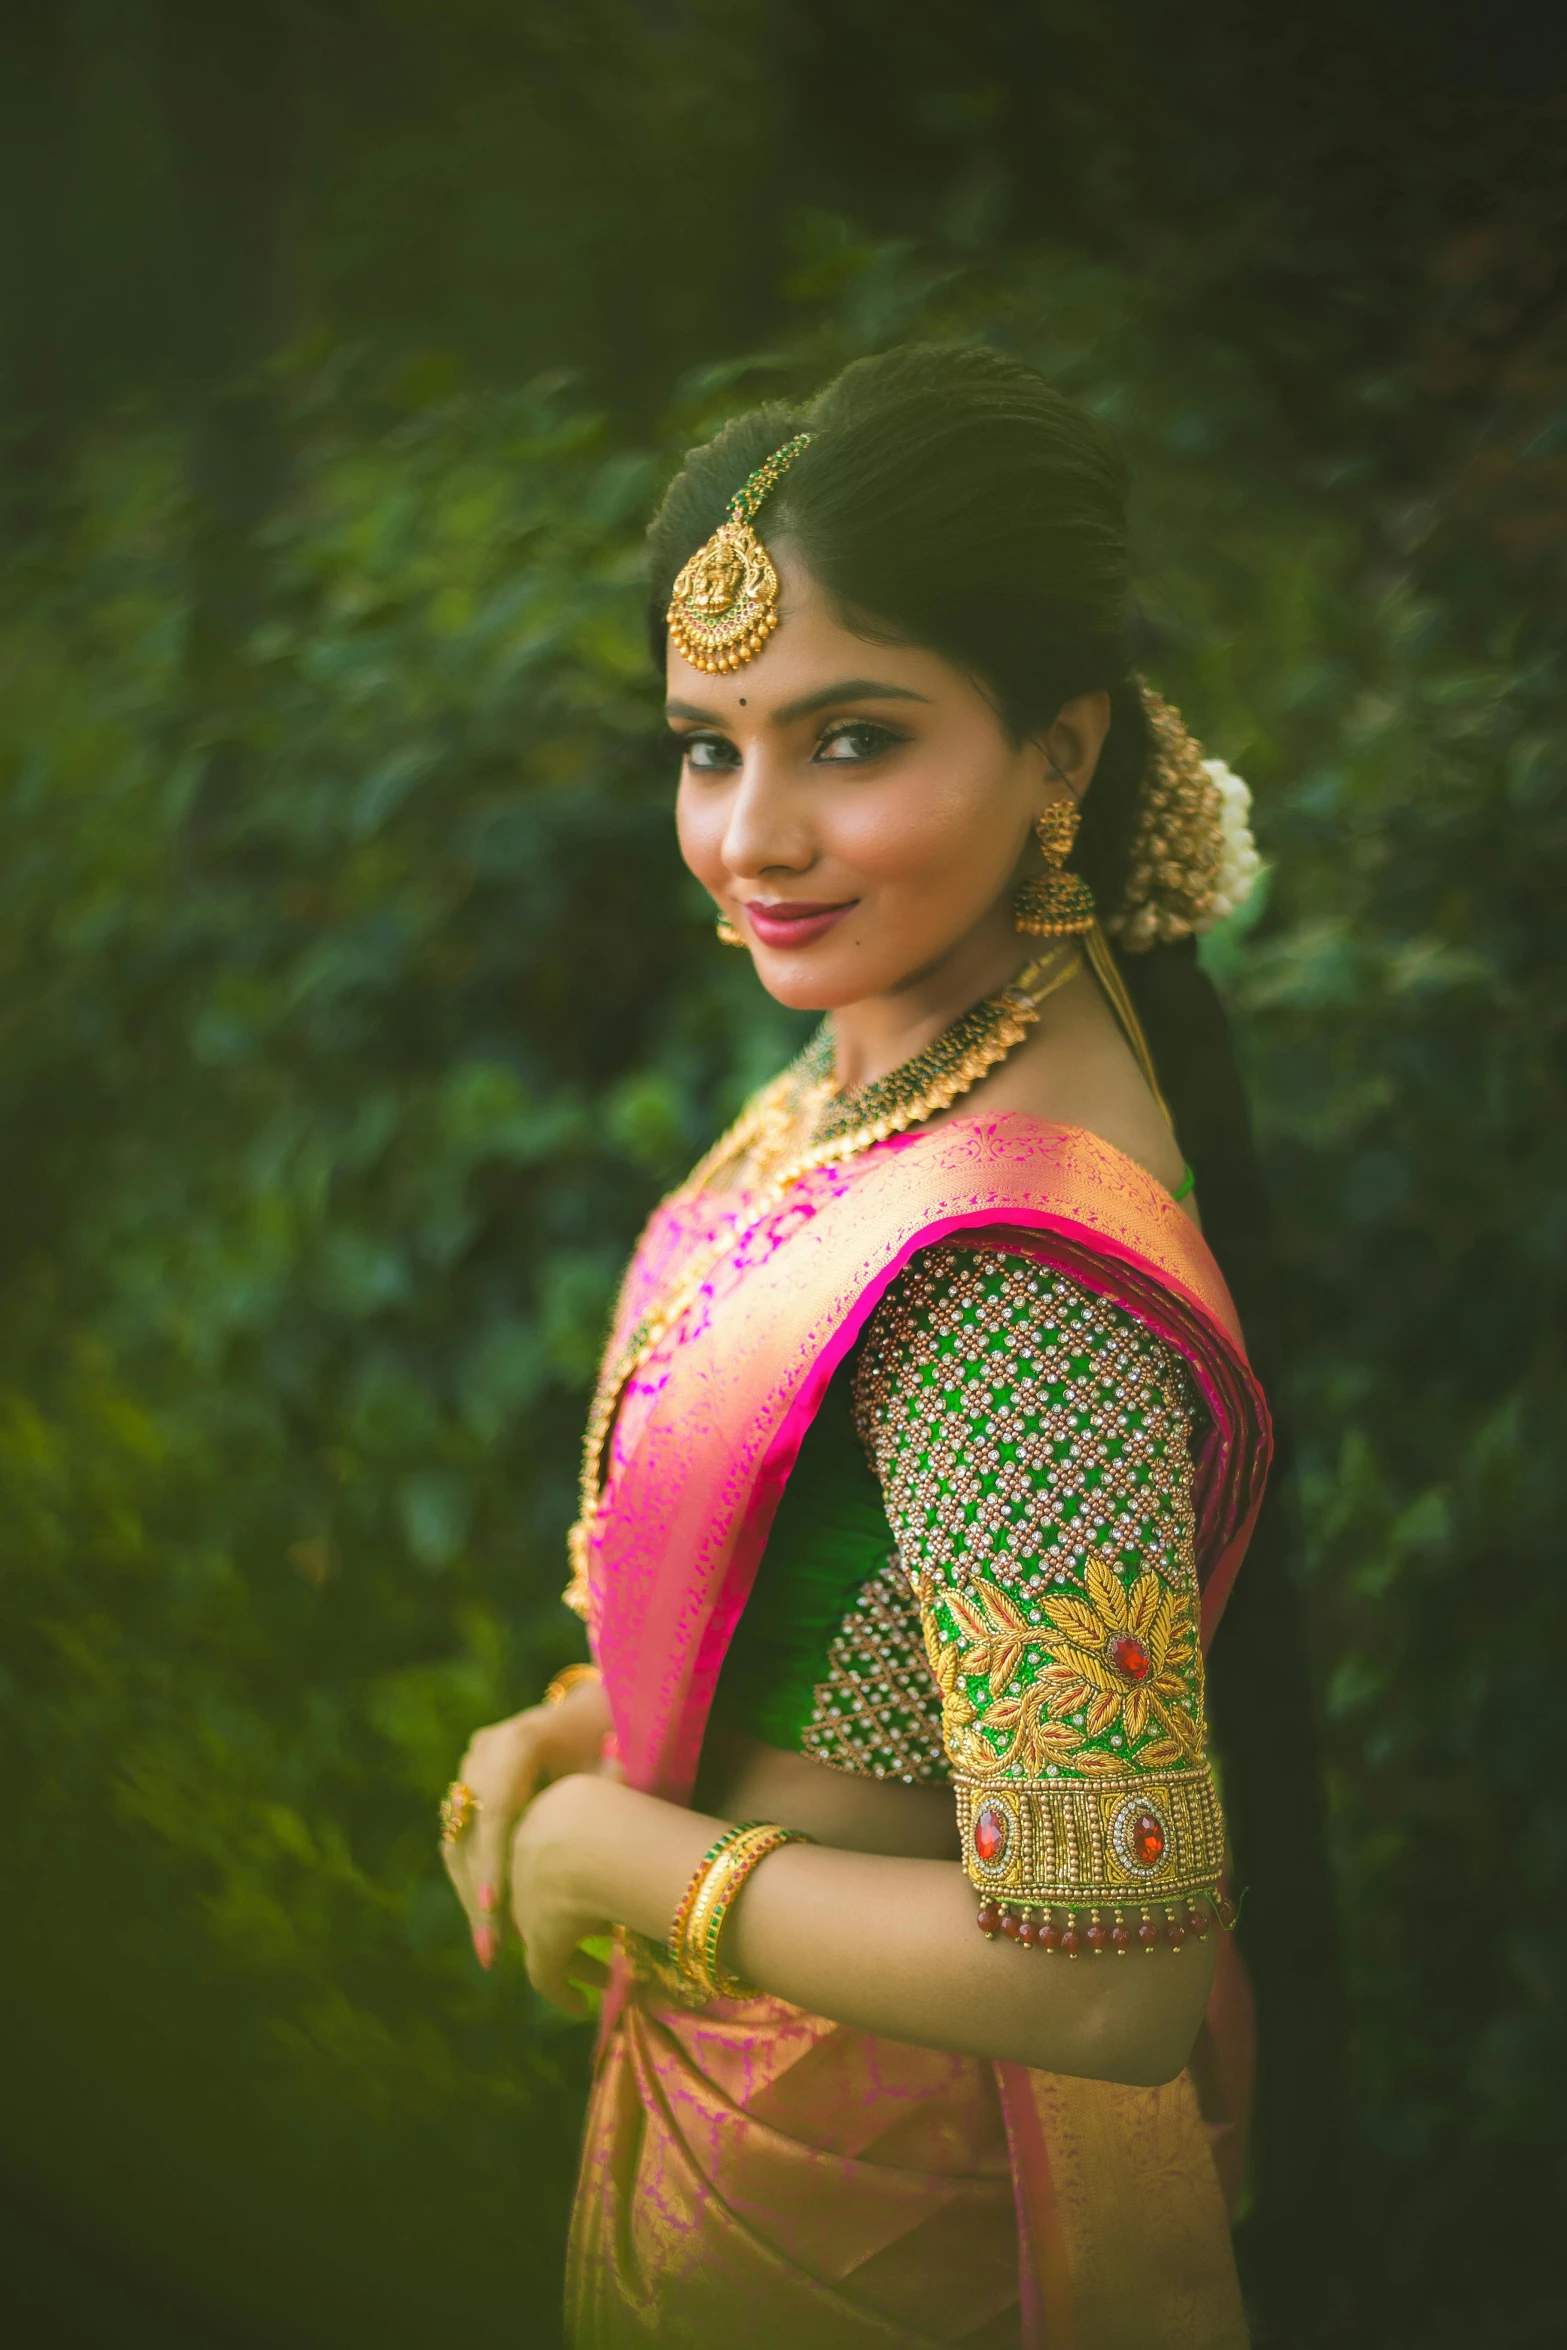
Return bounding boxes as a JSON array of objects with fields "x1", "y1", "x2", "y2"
[{"x1": 566, "y1": 1114, "x2": 1270, "y2": 2349}]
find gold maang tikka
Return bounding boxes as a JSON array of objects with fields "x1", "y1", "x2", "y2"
[
  {"x1": 1015, "y1": 799, "x2": 1096, "y2": 936},
  {"x1": 667, "y1": 433, "x2": 813, "y2": 674}
]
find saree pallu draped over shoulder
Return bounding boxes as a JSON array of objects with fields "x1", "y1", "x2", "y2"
[{"x1": 567, "y1": 1115, "x2": 1270, "y2": 2350}]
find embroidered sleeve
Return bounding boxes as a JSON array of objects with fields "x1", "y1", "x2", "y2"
[{"x1": 854, "y1": 1245, "x2": 1228, "y2": 1949}]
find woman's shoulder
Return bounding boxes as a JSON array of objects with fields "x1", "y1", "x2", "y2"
[
  {"x1": 852, "y1": 1240, "x2": 1202, "y2": 1474},
  {"x1": 971, "y1": 1029, "x2": 1186, "y2": 1198},
  {"x1": 866, "y1": 1237, "x2": 1196, "y2": 1365},
  {"x1": 929, "y1": 958, "x2": 1184, "y2": 1199}
]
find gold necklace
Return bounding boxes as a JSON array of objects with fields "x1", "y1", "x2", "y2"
[
  {"x1": 564, "y1": 942, "x2": 1083, "y2": 1610},
  {"x1": 697, "y1": 939, "x2": 1083, "y2": 1193}
]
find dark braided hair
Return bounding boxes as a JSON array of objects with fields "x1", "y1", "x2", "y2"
[{"x1": 649, "y1": 343, "x2": 1347, "y2": 2316}]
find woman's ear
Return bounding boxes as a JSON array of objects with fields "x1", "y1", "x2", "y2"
[{"x1": 1039, "y1": 689, "x2": 1113, "y2": 806}]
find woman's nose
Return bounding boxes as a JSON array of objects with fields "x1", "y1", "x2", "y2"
[{"x1": 719, "y1": 753, "x2": 814, "y2": 880}]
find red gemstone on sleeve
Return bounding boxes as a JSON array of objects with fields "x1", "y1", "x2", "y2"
[
  {"x1": 1109, "y1": 1633, "x2": 1153, "y2": 1683},
  {"x1": 1128, "y1": 1809, "x2": 1166, "y2": 1866},
  {"x1": 973, "y1": 1803, "x2": 1009, "y2": 1865}
]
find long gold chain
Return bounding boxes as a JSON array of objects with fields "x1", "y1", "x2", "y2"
[{"x1": 564, "y1": 942, "x2": 1083, "y2": 1609}]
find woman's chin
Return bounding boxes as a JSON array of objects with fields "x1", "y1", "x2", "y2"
[{"x1": 748, "y1": 946, "x2": 877, "y2": 1012}]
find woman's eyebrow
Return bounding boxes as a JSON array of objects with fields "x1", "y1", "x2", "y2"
[
  {"x1": 663, "y1": 680, "x2": 930, "y2": 727},
  {"x1": 771, "y1": 679, "x2": 930, "y2": 726}
]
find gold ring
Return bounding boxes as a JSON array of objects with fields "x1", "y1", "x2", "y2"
[
  {"x1": 543, "y1": 1662, "x2": 601, "y2": 1708},
  {"x1": 439, "y1": 1779, "x2": 480, "y2": 1844}
]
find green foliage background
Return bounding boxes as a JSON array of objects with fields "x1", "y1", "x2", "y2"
[{"x1": 1, "y1": 5, "x2": 1564, "y2": 2346}]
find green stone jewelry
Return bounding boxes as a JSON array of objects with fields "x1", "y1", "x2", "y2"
[{"x1": 802, "y1": 940, "x2": 1083, "y2": 1149}]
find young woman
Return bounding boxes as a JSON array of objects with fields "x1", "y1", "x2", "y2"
[{"x1": 442, "y1": 346, "x2": 1272, "y2": 2347}]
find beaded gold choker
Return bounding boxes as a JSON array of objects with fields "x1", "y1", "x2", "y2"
[
  {"x1": 666, "y1": 433, "x2": 813, "y2": 673},
  {"x1": 803, "y1": 949, "x2": 1079, "y2": 1148}
]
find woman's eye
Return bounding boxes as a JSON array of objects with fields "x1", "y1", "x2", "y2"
[
  {"x1": 681, "y1": 734, "x2": 740, "y2": 772},
  {"x1": 814, "y1": 721, "x2": 904, "y2": 763}
]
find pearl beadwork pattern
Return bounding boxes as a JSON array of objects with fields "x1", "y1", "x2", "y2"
[
  {"x1": 854, "y1": 1249, "x2": 1201, "y2": 1618},
  {"x1": 799, "y1": 1550, "x2": 950, "y2": 1785}
]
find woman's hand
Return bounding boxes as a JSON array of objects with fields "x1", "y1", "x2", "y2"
[
  {"x1": 506, "y1": 1772, "x2": 625, "y2": 2018},
  {"x1": 442, "y1": 1672, "x2": 611, "y2": 1965}
]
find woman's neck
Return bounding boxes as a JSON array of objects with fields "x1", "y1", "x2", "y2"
[{"x1": 825, "y1": 908, "x2": 1028, "y2": 1093}]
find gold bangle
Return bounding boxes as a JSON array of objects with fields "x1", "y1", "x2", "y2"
[
  {"x1": 674, "y1": 1822, "x2": 812, "y2": 2000},
  {"x1": 542, "y1": 1662, "x2": 601, "y2": 1708},
  {"x1": 666, "y1": 1822, "x2": 761, "y2": 1976}
]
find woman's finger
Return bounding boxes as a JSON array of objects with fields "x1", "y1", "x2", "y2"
[
  {"x1": 528, "y1": 1936, "x2": 610, "y2": 2019},
  {"x1": 443, "y1": 1712, "x2": 550, "y2": 1958},
  {"x1": 464, "y1": 1783, "x2": 528, "y2": 1958}
]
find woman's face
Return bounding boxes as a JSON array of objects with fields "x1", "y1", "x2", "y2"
[{"x1": 669, "y1": 545, "x2": 1108, "y2": 1012}]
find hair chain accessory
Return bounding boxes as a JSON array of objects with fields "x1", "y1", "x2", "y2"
[{"x1": 666, "y1": 433, "x2": 814, "y2": 674}]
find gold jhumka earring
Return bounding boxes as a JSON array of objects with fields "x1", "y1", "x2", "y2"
[
  {"x1": 715, "y1": 916, "x2": 744, "y2": 946},
  {"x1": 1015, "y1": 794, "x2": 1173, "y2": 1126},
  {"x1": 1014, "y1": 800, "x2": 1096, "y2": 936},
  {"x1": 667, "y1": 433, "x2": 814, "y2": 674}
]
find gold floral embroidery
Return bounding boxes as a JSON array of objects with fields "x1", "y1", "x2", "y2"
[
  {"x1": 1038, "y1": 1554, "x2": 1203, "y2": 1763},
  {"x1": 924, "y1": 1580, "x2": 1086, "y2": 1778}
]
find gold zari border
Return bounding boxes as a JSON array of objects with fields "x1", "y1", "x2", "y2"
[{"x1": 954, "y1": 1766, "x2": 1224, "y2": 1908}]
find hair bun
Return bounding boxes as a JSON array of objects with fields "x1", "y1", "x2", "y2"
[{"x1": 1108, "y1": 687, "x2": 1262, "y2": 951}]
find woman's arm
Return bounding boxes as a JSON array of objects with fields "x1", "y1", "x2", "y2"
[{"x1": 509, "y1": 1770, "x2": 1213, "y2": 2086}]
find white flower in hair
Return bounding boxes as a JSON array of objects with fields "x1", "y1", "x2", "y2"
[
  {"x1": 1196, "y1": 759, "x2": 1263, "y2": 930},
  {"x1": 1110, "y1": 691, "x2": 1265, "y2": 950}
]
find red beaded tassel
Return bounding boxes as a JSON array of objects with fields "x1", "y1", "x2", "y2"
[{"x1": 976, "y1": 1892, "x2": 1235, "y2": 1953}]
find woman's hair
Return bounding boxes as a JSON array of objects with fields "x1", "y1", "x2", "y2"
[
  {"x1": 646, "y1": 345, "x2": 1149, "y2": 922},
  {"x1": 647, "y1": 343, "x2": 1264, "y2": 1288}
]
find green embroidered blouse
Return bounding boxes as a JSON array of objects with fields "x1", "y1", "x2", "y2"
[{"x1": 709, "y1": 1242, "x2": 1226, "y2": 1916}]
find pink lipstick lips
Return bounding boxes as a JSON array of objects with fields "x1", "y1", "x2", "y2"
[{"x1": 743, "y1": 898, "x2": 857, "y2": 949}]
